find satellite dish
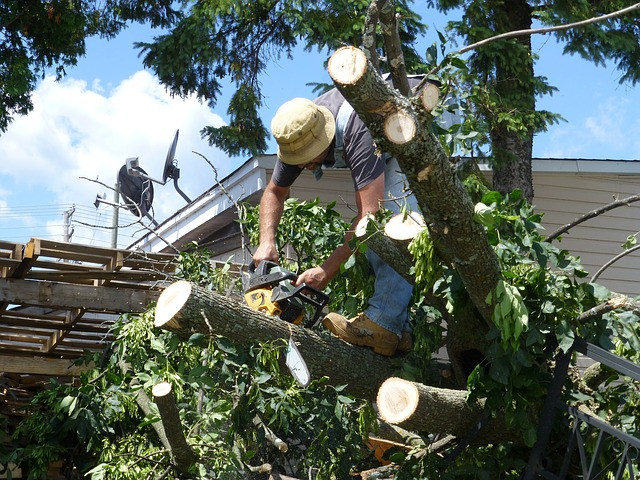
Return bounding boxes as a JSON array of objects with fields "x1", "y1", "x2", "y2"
[
  {"x1": 162, "y1": 130, "x2": 179, "y2": 183},
  {"x1": 125, "y1": 129, "x2": 191, "y2": 204},
  {"x1": 118, "y1": 164, "x2": 156, "y2": 225}
]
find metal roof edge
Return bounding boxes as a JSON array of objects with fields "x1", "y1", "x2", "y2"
[{"x1": 477, "y1": 158, "x2": 640, "y2": 174}]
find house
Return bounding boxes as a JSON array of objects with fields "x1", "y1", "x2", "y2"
[{"x1": 129, "y1": 156, "x2": 640, "y2": 298}]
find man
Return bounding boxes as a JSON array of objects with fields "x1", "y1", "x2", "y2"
[{"x1": 253, "y1": 88, "x2": 416, "y2": 356}]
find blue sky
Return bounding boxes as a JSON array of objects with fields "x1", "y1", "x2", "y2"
[{"x1": 0, "y1": 5, "x2": 638, "y2": 249}]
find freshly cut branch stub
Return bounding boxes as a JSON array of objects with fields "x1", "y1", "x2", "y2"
[
  {"x1": 155, "y1": 280, "x2": 193, "y2": 330},
  {"x1": 384, "y1": 112, "x2": 416, "y2": 145},
  {"x1": 377, "y1": 377, "x2": 420, "y2": 424},
  {"x1": 152, "y1": 381, "x2": 172, "y2": 398},
  {"x1": 384, "y1": 212, "x2": 425, "y2": 241},
  {"x1": 421, "y1": 82, "x2": 440, "y2": 112},
  {"x1": 327, "y1": 46, "x2": 368, "y2": 85}
]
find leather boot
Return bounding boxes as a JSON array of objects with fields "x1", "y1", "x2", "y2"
[{"x1": 322, "y1": 312, "x2": 399, "y2": 356}]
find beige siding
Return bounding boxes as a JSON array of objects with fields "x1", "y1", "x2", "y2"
[
  {"x1": 286, "y1": 168, "x2": 358, "y2": 221},
  {"x1": 532, "y1": 173, "x2": 639, "y2": 297}
]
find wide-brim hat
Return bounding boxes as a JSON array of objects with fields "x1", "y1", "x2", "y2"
[{"x1": 271, "y1": 98, "x2": 335, "y2": 165}]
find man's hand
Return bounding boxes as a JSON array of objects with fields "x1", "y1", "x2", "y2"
[
  {"x1": 253, "y1": 242, "x2": 278, "y2": 266},
  {"x1": 296, "y1": 266, "x2": 329, "y2": 290}
]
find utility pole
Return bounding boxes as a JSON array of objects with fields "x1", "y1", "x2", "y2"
[
  {"x1": 63, "y1": 206, "x2": 75, "y2": 243},
  {"x1": 111, "y1": 182, "x2": 119, "y2": 248}
]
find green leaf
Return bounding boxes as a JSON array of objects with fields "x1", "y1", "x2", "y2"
[
  {"x1": 188, "y1": 333, "x2": 207, "y2": 346},
  {"x1": 337, "y1": 395, "x2": 354, "y2": 404},
  {"x1": 60, "y1": 395, "x2": 75, "y2": 410},
  {"x1": 473, "y1": 202, "x2": 494, "y2": 227},
  {"x1": 524, "y1": 426, "x2": 537, "y2": 447},
  {"x1": 556, "y1": 321, "x2": 575, "y2": 352},
  {"x1": 489, "y1": 358, "x2": 509, "y2": 385}
]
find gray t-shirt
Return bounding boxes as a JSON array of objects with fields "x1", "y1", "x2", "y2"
[{"x1": 271, "y1": 88, "x2": 385, "y2": 192}]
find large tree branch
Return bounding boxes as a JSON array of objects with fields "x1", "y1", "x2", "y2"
[
  {"x1": 154, "y1": 280, "x2": 397, "y2": 401},
  {"x1": 377, "y1": 0, "x2": 410, "y2": 96},
  {"x1": 151, "y1": 281, "x2": 527, "y2": 442},
  {"x1": 377, "y1": 377, "x2": 518, "y2": 444},
  {"x1": 459, "y1": 2, "x2": 640, "y2": 55},
  {"x1": 327, "y1": 46, "x2": 501, "y2": 324},
  {"x1": 546, "y1": 192, "x2": 640, "y2": 242},
  {"x1": 152, "y1": 381, "x2": 199, "y2": 473}
]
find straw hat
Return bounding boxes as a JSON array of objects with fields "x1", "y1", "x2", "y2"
[{"x1": 271, "y1": 98, "x2": 335, "y2": 165}]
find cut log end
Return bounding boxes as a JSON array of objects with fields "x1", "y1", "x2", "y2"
[
  {"x1": 384, "y1": 212, "x2": 426, "y2": 241},
  {"x1": 355, "y1": 213, "x2": 377, "y2": 239},
  {"x1": 152, "y1": 381, "x2": 173, "y2": 398},
  {"x1": 155, "y1": 280, "x2": 192, "y2": 329},
  {"x1": 328, "y1": 46, "x2": 368, "y2": 86},
  {"x1": 377, "y1": 377, "x2": 420, "y2": 425},
  {"x1": 421, "y1": 83, "x2": 440, "y2": 112},
  {"x1": 384, "y1": 112, "x2": 416, "y2": 145}
]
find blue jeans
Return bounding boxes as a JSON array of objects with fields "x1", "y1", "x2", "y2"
[
  {"x1": 363, "y1": 157, "x2": 416, "y2": 335},
  {"x1": 364, "y1": 249, "x2": 413, "y2": 335}
]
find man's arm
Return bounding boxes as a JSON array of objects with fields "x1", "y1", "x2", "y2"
[
  {"x1": 253, "y1": 179, "x2": 289, "y2": 265},
  {"x1": 296, "y1": 173, "x2": 384, "y2": 289}
]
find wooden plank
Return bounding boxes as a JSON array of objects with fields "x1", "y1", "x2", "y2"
[
  {"x1": 10, "y1": 239, "x2": 40, "y2": 279},
  {"x1": 0, "y1": 241, "x2": 23, "y2": 251},
  {"x1": 0, "y1": 354, "x2": 90, "y2": 376},
  {"x1": 0, "y1": 315, "x2": 111, "y2": 333},
  {"x1": 35, "y1": 238, "x2": 177, "y2": 264},
  {"x1": 0, "y1": 278, "x2": 159, "y2": 312},
  {"x1": 26, "y1": 270, "x2": 171, "y2": 282},
  {"x1": 43, "y1": 308, "x2": 85, "y2": 353}
]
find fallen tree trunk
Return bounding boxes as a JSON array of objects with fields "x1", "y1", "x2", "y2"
[
  {"x1": 154, "y1": 280, "x2": 397, "y2": 401},
  {"x1": 377, "y1": 377, "x2": 484, "y2": 436},
  {"x1": 152, "y1": 381, "x2": 199, "y2": 473}
]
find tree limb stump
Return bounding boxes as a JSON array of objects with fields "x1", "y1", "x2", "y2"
[
  {"x1": 377, "y1": 377, "x2": 485, "y2": 436},
  {"x1": 152, "y1": 381, "x2": 198, "y2": 473}
]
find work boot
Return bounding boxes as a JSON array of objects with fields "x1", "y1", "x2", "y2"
[
  {"x1": 396, "y1": 330, "x2": 413, "y2": 354},
  {"x1": 322, "y1": 312, "x2": 398, "y2": 356}
]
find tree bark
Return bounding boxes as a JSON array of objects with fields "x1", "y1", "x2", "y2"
[
  {"x1": 489, "y1": 0, "x2": 535, "y2": 202},
  {"x1": 154, "y1": 280, "x2": 397, "y2": 401},
  {"x1": 152, "y1": 381, "x2": 199, "y2": 473},
  {"x1": 327, "y1": 46, "x2": 501, "y2": 325}
]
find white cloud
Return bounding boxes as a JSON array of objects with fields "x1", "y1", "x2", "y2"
[
  {"x1": 0, "y1": 71, "x2": 245, "y2": 247},
  {"x1": 536, "y1": 94, "x2": 640, "y2": 160}
]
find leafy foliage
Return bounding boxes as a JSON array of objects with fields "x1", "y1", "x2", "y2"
[
  {"x1": 135, "y1": 0, "x2": 425, "y2": 157},
  {"x1": 7, "y1": 194, "x2": 640, "y2": 478},
  {"x1": 9, "y1": 243, "x2": 379, "y2": 479},
  {"x1": 0, "y1": 0, "x2": 179, "y2": 132}
]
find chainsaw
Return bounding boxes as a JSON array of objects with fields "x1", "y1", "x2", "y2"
[{"x1": 243, "y1": 260, "x2": 329, "y2": 328}]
